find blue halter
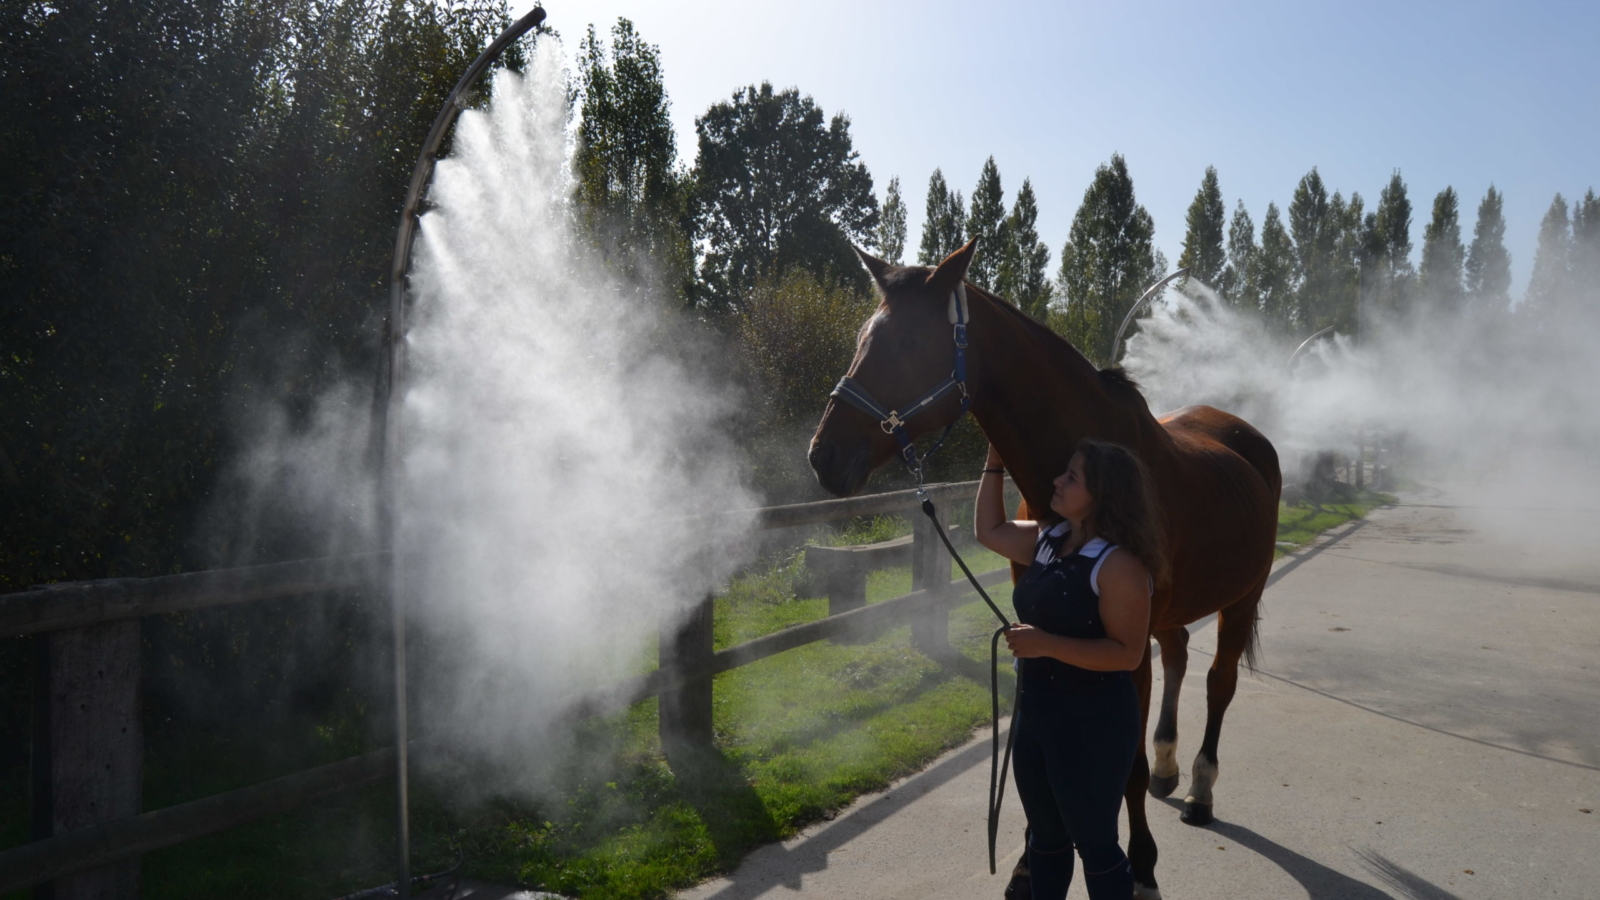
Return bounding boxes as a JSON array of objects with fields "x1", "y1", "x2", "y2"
[{"x1": 830, "y1": 285, "x2": 972, "y2": 483}]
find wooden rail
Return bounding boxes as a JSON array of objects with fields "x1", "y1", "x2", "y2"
[{"x1": 2, "y1": 479, "x2": 1008, "y2": 896}]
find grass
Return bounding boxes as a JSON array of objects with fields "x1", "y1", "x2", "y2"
[
  {"x1": 6, "y1": 495, "x2": 1391, "y2": 900},
  {"x1": 1275, "y1": 492, "x2": 1396, "y2": 557}
]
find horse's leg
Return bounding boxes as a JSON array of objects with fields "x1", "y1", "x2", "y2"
[
  {"x1": 1181, "y1": 587, "x2": 1263, "y2": 827},
  {"x1": 1148, "y1": 626, "x2": 1189, "y2": 798},
  {"x1": 1128, "y1": 641, "x2": 1163, "y2": 900}
]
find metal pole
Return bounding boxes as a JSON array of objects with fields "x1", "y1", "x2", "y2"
[
  {"x1": 1109, "y1": 268, "x2": 1189, "y2": 363},
  {"x1": 375, "y1": 7, "x2": 547, "y2": 897}
]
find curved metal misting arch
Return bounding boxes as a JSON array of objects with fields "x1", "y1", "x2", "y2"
[
  {"x1": 1109, "y1": 267, "x2": 1189, "y2": 363},
  {"x1": 1287, "y1": 324, "x2": 1338, "y2": 371},
  {"x1": 374, "y1": 6, "x2": 547, "y2": 896}
]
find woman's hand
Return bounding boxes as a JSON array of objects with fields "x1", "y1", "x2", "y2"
[{"x1": 1003, "y1": 624, "x2": 1058, "y2": 659}]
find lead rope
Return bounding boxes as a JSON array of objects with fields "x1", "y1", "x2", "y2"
[{"x1": 915, "y1": 489, "x2": 1019, "y2": 875}]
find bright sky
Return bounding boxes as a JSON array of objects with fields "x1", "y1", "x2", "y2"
[{"x1": 542, "y1": 0, "x2": 1597, "y2": 298}]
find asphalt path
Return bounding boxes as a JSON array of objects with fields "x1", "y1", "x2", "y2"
[{"x1": 675, "y1": 481, "x2": 1600, "y2": 900}]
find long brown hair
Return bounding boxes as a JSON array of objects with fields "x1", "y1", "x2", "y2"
[{"x1": 1077, "y1": 438, "x2": 1169, "y2": 588}]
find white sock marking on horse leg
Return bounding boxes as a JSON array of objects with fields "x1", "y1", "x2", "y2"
[
  {"x1": 1133, "y1": 882, "x2": 1164, "y2": 900},
  {"x1": 1152, "y1": 738, "x2": 1179, "y2": 779},
  {"x1": 1184, "y1": 753, "x2": 1218, "y2": 806}
]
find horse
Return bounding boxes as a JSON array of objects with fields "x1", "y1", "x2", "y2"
[{"x1": 808, "y1": 239, "x2": 1280, "y2": 900}]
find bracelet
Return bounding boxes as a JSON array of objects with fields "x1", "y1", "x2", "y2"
[{"x1": 981, "y1": 467, "x2": 1005, "y2": 475}]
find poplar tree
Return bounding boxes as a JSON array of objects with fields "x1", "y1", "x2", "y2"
[
  {"x1": 1367, "y1": 170, "x2": 1415, "y2": 320},
  {"x1": 1571, "y1": 189, "x2": 1600, "y2": 290},
  {"x1": 876, "y1": 176, "x2": 908, "y2": 264},
  {"x1": 1257, "y1": 202, "x2": 1296, "y2": 332},
  {"x1": 1290, "y1": 168, "x2": 1339, "y2": 331},
  {"x1": 574, "y1": 19, "x2": 691, "y2": 300},
  {"x1": 1222, "y1": 200, "x2": 1258, "y2": 309},
  {"x1": 1328, "y1": 191, "x2": 1365, "y2": 334},
  {"x1": 1419, "y1": 186, "x2": 1465, "y2": 311},
  {"x1": 996, "y1": 178, "x2": 1054, "y2": 319},
  {"x1": 1178, "y1": 166, "x2": 1227, "y2": 289},
  {"x1": 1054, "y1": 154, "x2": 1160, "y2": 364},
  {"x1": 1525, "y1": 193, "x2": 1571, "y2": 318},
  {"x1": 918, "y1": 168, "x2": 965, "y2": 265},
  {"x1": 965, "y1": 157, "x2": 1007, "y2": 289},
  {"x1": 1464, "y1": 185, "x2": 1512, "y2": 311}
]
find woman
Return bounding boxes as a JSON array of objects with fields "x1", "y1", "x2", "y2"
[{"x1": 975, "y1": 438, "x2": 1166, "y2": 900}]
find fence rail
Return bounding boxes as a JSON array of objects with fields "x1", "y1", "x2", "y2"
[{"x1": 1, "y1": 478, "x2": 1010, "y2": 896}]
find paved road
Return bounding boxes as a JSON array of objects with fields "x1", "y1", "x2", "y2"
[{"x1": 676, "y1": 481, "x2": 1600, "y2": 900}]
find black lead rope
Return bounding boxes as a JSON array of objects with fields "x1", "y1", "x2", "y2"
[{"x1": 916, "y1": 492, "x2": 1020, "y2": 875}]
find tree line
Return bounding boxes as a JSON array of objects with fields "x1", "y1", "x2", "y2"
[{"x1": 5, "y1": 5, "x2": 1597, "y2": 588}]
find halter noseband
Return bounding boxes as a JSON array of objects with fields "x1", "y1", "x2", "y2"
[{"x1": 830, "y1": 284, "x2": 972, "y2": 483}]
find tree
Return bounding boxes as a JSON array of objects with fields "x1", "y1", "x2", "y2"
[
  {"x1": 1053, "y1": 154, "x2": 1160, "y2": 364},
  {"x1": 1327, "y1": 191, "x2": 1365, "y2": 335},
  {"x1": 0, "y1": 0, "x2": 520, "y2": 590},
  {"x1": 1257, "y1": 203, "x2": 1296, "y2": 332},
  {"x1": 693, "y1": 82, "x2": 878, "y2": 307},
  {"x1": 918, "y1": 168, "x2": 965, "y2": 265},
  {"x1": 1419, "y1": 186, "x2": 1465, "y2": 311},
  {"x1": 875, "y1": 176, "x2": 908, "y2": 264},
  {"x1": 573, "y1": 18, "x2": 691, "y2": 301},
  {"x1": 1464, "y1": 185, "x2": 1512, "y2": 312},
  {"x1": 1367, "y1": 170, "x2": 1415, "y2": 320},
  {"x1": 1571, "y1": 189, "x2": 1600, "y2": 290},
  {"x1": 1525, "y1": 193, "x2": 1571, "y2": 319},
  {"x1": 1178, "y1": 166, "x2": 1227, "y2": 288},
  {"x1": 1222, "y1": 200, "x2": 1258, "y2": 309},
  {"x1": 965, "y1": 157, "x2": 1007, "y2": 289},
  {"x1": 996, "y1": 178, "x2": 1054, "y2": 319},
  {"x1": 1290, "y1": 167, "x2": 1341, "y2": 331}
]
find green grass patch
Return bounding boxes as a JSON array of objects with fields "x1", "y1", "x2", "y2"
[{"x1": 1275, "y1": 492, "x2": 1396, "y2": 557}]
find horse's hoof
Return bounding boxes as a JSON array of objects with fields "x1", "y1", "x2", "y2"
[
  {"x1": 1180, "y1": 801, "x2": 1214, "y2": 826},
  {"x1": 1133, "y1": 882, "x2": 1164, "y2": 900},
  {"x1": 1003, "y1": 875, "x2": 1031, "y2": 900},
  {"x1": 1148, "y1": 773, "x2": 1179, "y2": 798}
]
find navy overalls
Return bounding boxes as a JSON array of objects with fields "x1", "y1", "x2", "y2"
[{"x1": 1011, "y1": 525, "x2": 1140, "y2": 900}]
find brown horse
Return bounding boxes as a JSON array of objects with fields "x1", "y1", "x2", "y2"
[{"x1": 808, "y1": 240, "x2": 1280, "y2": 899}]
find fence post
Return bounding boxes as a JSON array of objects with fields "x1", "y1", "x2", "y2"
[
  {"x1": 910, "y1": 513, "x2": 951, "y2": 656},
  {"x1": 658, "y1": 593, "x2": 715, "y2": 760},
  {"x1": 32, "y1": 620, "x2": 143, "y2": 900}
]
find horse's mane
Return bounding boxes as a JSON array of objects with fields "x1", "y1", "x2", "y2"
[{"x1": 961, "y1": 280, "x2": 1153, "y2": 413}]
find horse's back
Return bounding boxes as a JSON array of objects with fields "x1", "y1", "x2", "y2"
[{"x1": 1158, "y1": 405, "x2": 1281, "y2": 500}]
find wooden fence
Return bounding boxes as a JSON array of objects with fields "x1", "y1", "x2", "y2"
[{"x1": 0, "y1": 479, "x2": 1012, "y2": 896}]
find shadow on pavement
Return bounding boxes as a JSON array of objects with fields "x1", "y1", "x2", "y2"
[
  {"x1": 1157, "y1": 798, "x2": 1397, "y2": 900},
  {"x1": 1352, "y1": 846, "x2": 1466, "y2": 900},
  {"x1": 689, "y1": 736, "x2": 994, "y2": 900}
]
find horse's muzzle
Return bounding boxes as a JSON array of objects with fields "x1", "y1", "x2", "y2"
[{"x1": 808, "y1": 440, "x2": 870, "y2": 497}]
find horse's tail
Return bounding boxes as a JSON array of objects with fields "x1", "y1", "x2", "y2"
[{"x1": 1240, "y1": 573, "x2": 1267, "y2": 675}]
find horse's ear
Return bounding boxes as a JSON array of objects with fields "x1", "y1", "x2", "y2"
[
  {"x1": 928, "y1": 237, "x2": 978, "y2": 291},
  {"x1": 853, "y1": 245, "x2": 893, "y2": 292}
]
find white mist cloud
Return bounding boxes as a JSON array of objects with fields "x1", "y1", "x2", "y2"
[
  {"x1": 1122, "y1": 280, "x2": 1600, "y2": 553},
  {"x1": 395, "y1": 52, "x2": 759, "y2": 789}
]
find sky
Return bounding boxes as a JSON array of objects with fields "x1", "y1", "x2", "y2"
[{"x1": 540, "y1": 0, "x2": 1598, "y2": 299}]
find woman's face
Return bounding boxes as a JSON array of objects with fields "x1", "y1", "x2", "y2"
[{"x1": 1050, "y1": 452, "x2": 1094, "y2": 523}]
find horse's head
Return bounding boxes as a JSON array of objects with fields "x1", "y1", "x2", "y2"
[{"x1": 808, "y1": 239, "x2": 979, "y2": 497}]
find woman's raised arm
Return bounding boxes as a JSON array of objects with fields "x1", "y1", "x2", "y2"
[{"x1": 974, "y1": 444, "x2": 1038, "y2": 565}]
